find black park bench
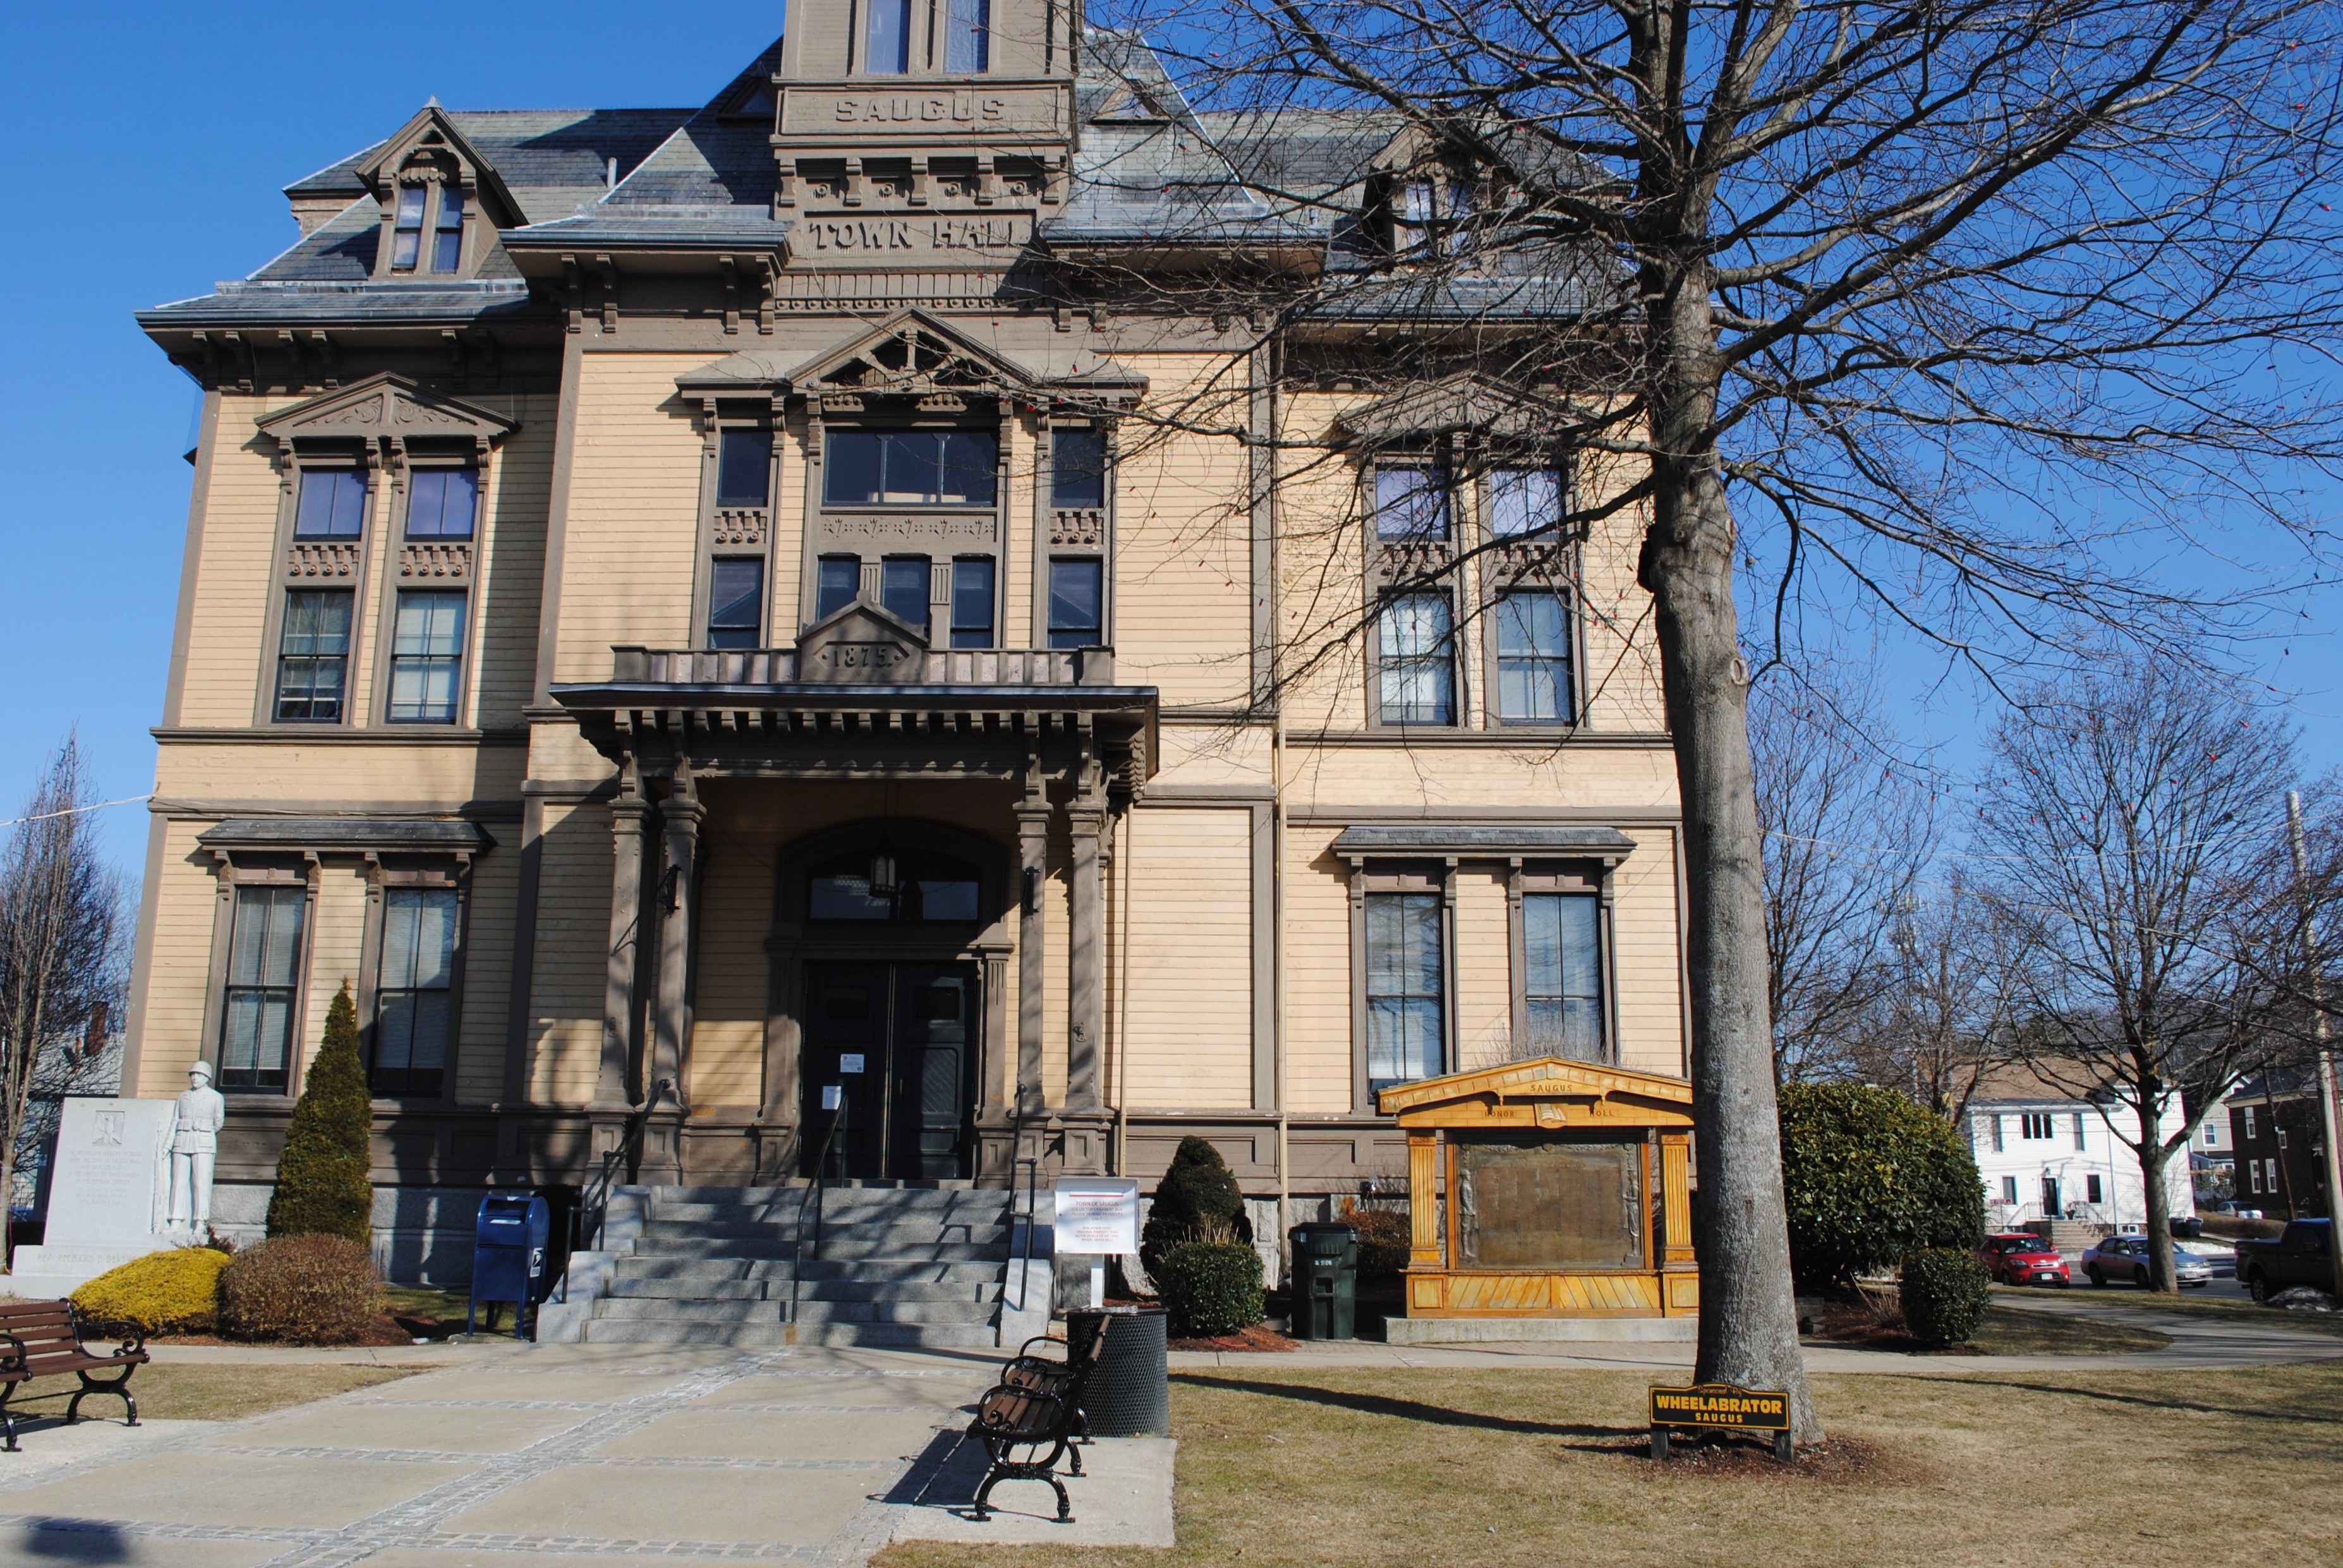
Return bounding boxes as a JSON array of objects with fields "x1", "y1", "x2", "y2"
[
  {"x1": 0, "y1": 1300, "x2": 148, "y2": 1451},
  {"x1": 966, "y1": 1322, "x2": 1111, "y2": 1522}
]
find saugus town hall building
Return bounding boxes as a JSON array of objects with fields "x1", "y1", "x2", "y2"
[{"x1": 124, "y1": 2, "x2": 1696, "y2": 1334}]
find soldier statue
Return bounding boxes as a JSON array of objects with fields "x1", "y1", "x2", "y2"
[{"x1": 165, "y1": 1061, "x2": 227, "y2": 1233}]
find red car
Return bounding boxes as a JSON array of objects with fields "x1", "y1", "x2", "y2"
[{"x1": 1978, "y1": 1232, "x2": 2070, "y2": 1286}]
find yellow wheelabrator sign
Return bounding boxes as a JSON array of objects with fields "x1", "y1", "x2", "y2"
[{"x1": 1647, "y1": 1383, "x2": 1789, "y2": 1430}]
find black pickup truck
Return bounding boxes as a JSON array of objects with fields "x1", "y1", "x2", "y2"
[{"x1": 2234, "y1": 1219, "x2": 2335, "y2": 1302}]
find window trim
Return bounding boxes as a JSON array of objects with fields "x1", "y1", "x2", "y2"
[
  {"x1": 1367, "y1": 589, "x2": 1459, "y2": 728},
  {"x1": 257, "y1": 447, "x2": 377, "y2": 728},
  {"x1": 1506, "y1": 862, "x2": 1620, "y2": 1064},
  {"x1": 803, "y1": 407, "x2": 1007, "y2": 639},
  {"x1": 1032, "y1": 418, "x2": 1113, "y2": 646},
  {"x1": 1347, "y1": 862, "x2": 1458, "y2": 1113},
  {"x1": 691, "y1": 401, "x2": 782, "y2": 650},
  {"x1": 355, "y1": 859, "x2": 471, "y2": 1104},
  {"x1": 200, "y1": 854, "x2": 320, "y2": 1099},
  {"x1": 379, "y1": 588, "x2": 470, "y2": 725}
]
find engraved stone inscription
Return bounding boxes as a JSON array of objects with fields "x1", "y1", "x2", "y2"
[
  {"x1": 802, "y1": 215, "x2": 1032, "y2": 256},
  {"x1": 782, "y1": 85, "x2": 1065, "y2": 137}
]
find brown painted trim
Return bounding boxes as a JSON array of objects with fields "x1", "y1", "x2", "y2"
[
  {"x1": 1142, "y1": 786, "x2": 1277, "y2": 805},
  {"x1": 1286, "y1": 730, "x2": 1673, "y2": 748},
  {"x1": 1250, "y1": 800, "x2": 1276, "y2": 1111},
  {"x1": 152, "y1": 727, "x2": 528, "y2": 747},
  {"x1": 148, "y1": 799, "x2": 522, "y2": 821},
  {"x1": 161, "y1": 389, "x2": 223, "y2": 728},
  {"x1": 1249, "y1": 345, "x2": 1275, "y2": 704},
  {"x1": 118, "y1": 813, "x2": 173, "y2": 1097},
  {"x1": 503, "y1": 792, "x2": 545, "y2": 1112},
  {"x1": 531, "y1": 330, "x2": 588, "y2": 704},
  {"x1": 1289, "y1": 806, "x2": 1683, "y2": 826}
]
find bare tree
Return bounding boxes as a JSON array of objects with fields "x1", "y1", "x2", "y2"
[
  {"x1": 1079, "y1": 0, "x2": 2343, "y2": 1433},
  {"x1": 1848, "y1": 868, "x2": 2024, "y2": 1124},
  {"x1": 0, "y1": 739, "x2": 128, "y2": 1266},
  {"x1": 1748, "y1": 669, "x2": 1936, "y2": 1082},
  {"x1": 1977, "y1": 658, "x2": 2327, "y2": 1291}
]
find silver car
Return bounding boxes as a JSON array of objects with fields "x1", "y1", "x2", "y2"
[{"x1": 2081, "y1": 1234, "x2": 2212, "y2": 1287}]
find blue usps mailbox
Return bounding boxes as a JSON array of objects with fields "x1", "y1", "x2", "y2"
[{"x1": 469, "y1": 1193, "x2": 552, "y2": 1338}]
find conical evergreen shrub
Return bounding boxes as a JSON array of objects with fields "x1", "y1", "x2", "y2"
[
  {"x1": 1139, "y1": 1135, "x2": 1253, "y2": 1281},
  {"x1": 264, "y1": 980, "x2": 375, "y2": 1248}
]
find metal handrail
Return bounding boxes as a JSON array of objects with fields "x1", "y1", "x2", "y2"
[
  {"x1": 1007, "y1": 1107, "x2": 1041, "y2": 1312},
  {"x1": 557, "y1": 1078, "x2": 670, "y2": 1304},
  {"x1": 788, "y1": 1109, "x2": 847, "y2": 1335}
]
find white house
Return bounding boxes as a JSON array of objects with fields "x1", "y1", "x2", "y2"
[{"x1": 1967, "y1": 1089, "x2": 2195, "y2": 1231}]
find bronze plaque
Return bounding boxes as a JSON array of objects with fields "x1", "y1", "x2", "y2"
[{"x1": 1455, "y1": 1137, "x2": 1644, "y2": 1270}]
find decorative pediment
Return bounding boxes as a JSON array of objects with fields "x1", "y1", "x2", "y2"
[
  {"x1": 258, "y1": 373, "x2": 518, "y2": 453},
  {"x1": 356, "y1": 103, "x2": 524, "y2": 228},
  {"x1": 675, "y1": 349, "x2": 794, "y2": 399},
  {"x1": 1334, "y1": 372, "x2": 1563, "y2": 447},
  {"x1": 790, "y1": 309, "x2": 1039, "y2": 401},
  {"x1": 794, "y1": 600, "x2": 931, "y2": 684},
  {"x1": 1376, "y1": 1056, "x2": 1693, "y2": 1126}
]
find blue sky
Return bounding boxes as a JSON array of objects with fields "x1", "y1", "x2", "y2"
[{"x1": 2, "y1": 1, "x2": 2338, "y2": 884}]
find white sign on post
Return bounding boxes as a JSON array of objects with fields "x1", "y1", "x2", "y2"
[{"x1": 1053, "y1": 1178, "x2": 1139, "y2": 1309}]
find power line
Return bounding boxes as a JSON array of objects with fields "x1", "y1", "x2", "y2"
[{"x1": 0, "y1": 795, "x2": 150, "y2": 831}]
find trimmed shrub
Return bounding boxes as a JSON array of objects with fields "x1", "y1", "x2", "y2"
[
  {"x1": 71, "y1": 1247, "x2": 230, "y2": 1335},
  {"x1": 1899, "y1": 1248, "x2": 1994, "y2": 1346},
  {"x1": 265, "y1": 980, "x2": 373, "y2": 1248},
  {"x1": 1156, "y1": 1240, "x2": 1265, "y2": 1338},
  {"x1": 219, "y1": 1234, "x2": 383, "y2": 1345},
  {"x1": 1139, "y1": 1137, "x2": 1252, "y2": 1282},
  {"x1": 1340, "y1": 1203, "x2": 1412, "y2": 1284},
  {"x1": 1779, "y1": 1083, "x2": 1985, "y2": 1288}
]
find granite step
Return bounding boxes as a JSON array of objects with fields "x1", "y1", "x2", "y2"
[
  {"x1": 591, "y1": 1297, "x2": 996, "y2": 1325},
  {"x1": 579, "y1": 1320, "x2": 1001, "y2": 1349},
  {"x1": 608, "y1": 1277, "x2": 1004, "y2": 1303}
]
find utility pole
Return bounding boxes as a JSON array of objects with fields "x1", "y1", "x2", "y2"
[{"x1": 2284, "y1": 790, "x2": 2343, "y2": 1301}]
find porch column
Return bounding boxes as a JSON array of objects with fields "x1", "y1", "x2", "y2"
[
  {"x1": 1057, "y1": 764, "x2": 1112, "y2": 1175},
  {"x1": 595, "y1": 761, "x2": 650, "y2": 1118},
  {"x1": 645, "y1": 763, "x2": 701, "y2": 1182},
  {"x1": 1014, "y1": 775, "x2": 1051, "y2": 1125}
]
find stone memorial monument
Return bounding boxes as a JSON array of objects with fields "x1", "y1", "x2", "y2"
[{"x1": 8, "y1": 1096, "x2": 180, "y2": 1298}]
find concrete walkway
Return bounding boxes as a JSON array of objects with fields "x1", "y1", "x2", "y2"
[
  {"x1": 1168, "y1": 1291, "x2": 2343, "y2": 1376},
  {"x1": 0, "y1": 1342, "x2": 1170, "y2": 1567}
]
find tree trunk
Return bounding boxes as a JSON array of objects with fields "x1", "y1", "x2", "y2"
[
  {"x1": 2134, "y1": 1088, "x2": 2177, "y2": 1293},
  {"x1": 1641, "y1": 429, "x2": 1822, "y2": 1440}
]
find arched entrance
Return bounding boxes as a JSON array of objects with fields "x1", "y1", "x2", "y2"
[{"x1": 780, "y1": 824, "x2": 1005, "y2": 1180}]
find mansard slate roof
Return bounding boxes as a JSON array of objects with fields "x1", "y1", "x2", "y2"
[{"x1": 140, "y1": 30, "x2": 1619, "y2": 332}]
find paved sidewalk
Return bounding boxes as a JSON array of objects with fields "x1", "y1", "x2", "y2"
[
  {"x1": 1168, "y1": 1292, "x2": 2343, "y2": 1375},
  {"x1": 0, "y1": 1341, "x2": 1168, "y2": 1566}
]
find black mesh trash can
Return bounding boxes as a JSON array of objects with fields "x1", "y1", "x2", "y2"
[
  {"x1": 1065, "y1": 1305, "x2": 1168, "y2": 1437},
  {"x1": 1287, "y1": 1222, "x2": 1359, "y2": 1341}
]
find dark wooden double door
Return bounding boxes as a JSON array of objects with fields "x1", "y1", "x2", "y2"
[{"x1": 800, "y1": 962, "x2": 977, "y2": 1180}]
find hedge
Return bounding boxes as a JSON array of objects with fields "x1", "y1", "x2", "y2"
[
  {"x1": 1139, "y1": 1136, "x2": 1252, "y2": 1282},
  {"x1": 219, "y1": 1233, "x2": 383, "y2": 1345},
  {"x1": 1779, "y1": 1083, "x2": 1985, "y2": 1288},
  {"x1": 1900, "y1": 1248, "x2": 1994, "y2": 1346},
  {"x1": 71, "y1": 1247, "x2": 231, "y2": 1335},
  {"x1": 1154, "y1": 1240, "x2": 1265, "y2": 1338}
]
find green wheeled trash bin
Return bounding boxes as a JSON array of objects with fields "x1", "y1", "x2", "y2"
[{"x1": 1287, "y1": 1222, "x2": 1359, "y2": 1340}]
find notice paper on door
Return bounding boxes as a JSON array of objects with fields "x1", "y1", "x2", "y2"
[{"x1": 839, "y1": 1054, "x2": 866, "y2": 1073}]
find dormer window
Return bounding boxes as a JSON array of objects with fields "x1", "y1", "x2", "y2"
[
  {"x1": 390, "y1": 181, "x2": 466, "y2": 274},
  {"x1": 1390, "y1": 174, "x2": 1475, "y2": 259}
]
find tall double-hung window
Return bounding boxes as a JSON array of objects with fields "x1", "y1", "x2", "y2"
[
  {"x1": 1377, "y1": 596, "x2": 1455, "y2": 725},
  {"x1": 1522, "y1": 892, "x2": 1604, "y2": 1059},
  {"x1": 387, "y1": 591, "x2": 466, "y2": 723},
  {"x1": 221, "y1": 886, "x2": 305, "y2": 1092},
  {"x1": 373, "y1": 888, "x2": 457, "y2": 1097},
  {"x1": 1365, "y1": 892, "x2": 1445, "y2": 1090}
]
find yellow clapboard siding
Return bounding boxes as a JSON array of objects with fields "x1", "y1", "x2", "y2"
[
  {"x1": 1611, "y1": 827, "x2": 1685, "y2": 1076},
  {"x1": 1453, "y1": 871, "x2": 1513, "y2": 1070},
  {"x1": 1120, "y1": 806, "x2": 1252, "y2": 1111}
]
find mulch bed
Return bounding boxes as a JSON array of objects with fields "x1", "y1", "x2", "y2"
[
  {"x1": 1803, "y1": 1297, "x2": 1982, "y2": 1355},
  {"x1": 1168, "y1": 1324, "x2": 1300, "y2": 1353},
  {"x1": 148, "y1": 1307, "x2": 445, "y2": 1348}
]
